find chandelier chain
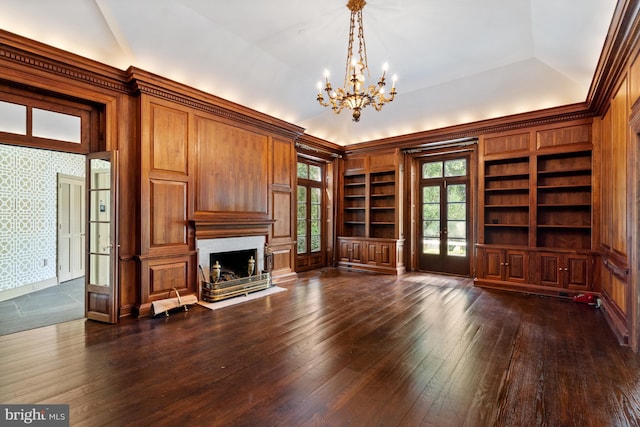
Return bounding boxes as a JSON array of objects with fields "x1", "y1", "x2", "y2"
[
  {"x1": 357, "y1": 11, "x2": 371, "y2": 84},
  {"x1": 344, "y1": 9, "x2": 356, "y2": 89}
]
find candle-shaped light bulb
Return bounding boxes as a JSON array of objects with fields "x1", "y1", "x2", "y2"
[
  {"x1": 392, "y1": 74, "x2": 398, "y2": 88},
  {"x1": 317, "y1": 81, "x2": 322, "y2": 94},
  {"x1": 382, "y1": 62, "x2": 389, "y2": 78}
]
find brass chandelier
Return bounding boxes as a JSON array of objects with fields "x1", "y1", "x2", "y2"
[{"x1": 316, "y1": 0, "x2": 397, "y2": 122}]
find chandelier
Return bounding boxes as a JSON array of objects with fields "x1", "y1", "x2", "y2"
[{"x1": 316, "y1": 0, "x2": 397, "y2": 122}]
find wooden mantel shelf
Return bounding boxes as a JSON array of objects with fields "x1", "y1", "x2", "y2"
[{"x1": 191, "y1": 218, "x2": 275, "y2": 239}]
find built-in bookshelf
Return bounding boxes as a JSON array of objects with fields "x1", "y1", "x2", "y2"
[
  {"x1": 483, "y1": 156, "x2": 530, "y2": 246},
  {"x1": 343, "y1": 173, "x2": 366, "y2": 237},
  {"x1": 338, "y1": 151, "x2": 404, "y2": 274},
  {"x1": 475, "y1": 122, "x2": 595, "y2": 297},
  {"x1": 369, "y1": 170, "x2": 396, "y2": 239},
  {"x1": 536, "y1": 150, "x2": 592, "y2": 249}
]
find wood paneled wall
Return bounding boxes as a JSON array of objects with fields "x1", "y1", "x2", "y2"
[
  {"x1": 138, "y1": 97, "x2": 194, "y2": 314},
  {"x1": 133, "y1": 75, "x2": 302, "y2": 314},
  {"x1": 598, "y1": 32, "x2": 639, "y2": 346},
  {"x1": 195, "y1": 117, "x2": 269, "y2": 214},
  {"x1": 269, "y1": 138, "x2": 297, "y2": 282}
]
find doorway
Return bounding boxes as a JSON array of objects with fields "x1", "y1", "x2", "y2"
[
  {"x1": 419, "y1": 156, "x2": 470, "y2": 275},
  {"x1": 0, "y1": 146, "x2": 86, "y2": 335},
  {"x1": 296, "y1": 159, "x2": 326, "y2": 271},
  {"x1": 0, "y1": 89, "x2": 109, "y2": 332}
]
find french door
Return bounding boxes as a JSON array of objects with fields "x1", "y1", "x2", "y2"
[
  {"x1": 86, "y1": 151, "x2": 119, "y2": 323},
  {"x1": 296, "y1": 159, "x2": 325, "y2": 271},
  {"x1": 419, "y1": 156, "x2": 470, "y2": 275}
]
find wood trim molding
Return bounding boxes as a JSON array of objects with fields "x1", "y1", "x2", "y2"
[
  {"x1": 129, "y1": 67, "x2": 305, "y2": 141},
  {"x1": 588, "y1": 0, "x2": 640, "y2": 115},
  {"x1": 343, "y1": 103, "x2": 594, "y2": 153},
  {"x1": 191, "y1": 219, "x2": 275, "y2": 239},
  {"x1": 601, "y1": 289, "x2": 631, "y2": 345},
  {"x1": 0, "y1": 30, "x2": 130, "y2": 94},
  {"x1": 603, "y1": 255, "x2": 631, "y2": 282},
  {"x1": 296, "y1": 134, "x2": 343, "y2": 160}
]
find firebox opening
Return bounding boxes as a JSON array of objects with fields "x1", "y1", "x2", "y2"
[{"x1": 210, "y1": 249, "x2": 258, "y2": 281}]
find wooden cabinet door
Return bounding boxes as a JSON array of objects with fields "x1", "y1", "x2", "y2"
[
  {"x1": 538, "y1": 252, "x2": 562, "y2": 287},
  {"x1": 338, "y1": 239, "x2": 350, "y2": 262},
  {"x1": 364, "y1": 241, "x2": 378, "y2": 266},
  {"x1": 351, "y1": 240, "x2": 364, "y2": 263},
  {"x1": 377, "y1": 241, "x2": 395, "y2": 268},
  {"x1": 481, "y1": 248, "x2": 504, "y2": 281},
  {"x1": 338, "y1": 239, "x2": 364, "y2": 263},
  {"x1": 566, "y1": 254, "x2": 591, "y2": 290},
  {"x1": 538, "y1": 252, "x2": 591, "y2": 290},
  {"x1": 504, "y1": 250, "x2": 528, "y2": 283}
]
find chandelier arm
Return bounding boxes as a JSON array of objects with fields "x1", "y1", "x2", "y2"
[{"x1": 317, "y1": 94, "x2": 330, "y2": 107}]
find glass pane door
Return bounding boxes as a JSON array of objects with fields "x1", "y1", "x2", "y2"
[
  {"x1": 86, "y1": 151, "x2": 118, "y2": 323},
  {"x1": 296, "y1": 160, "x2": 325, "y2": 271},
  {"x1": 419, "y1": 157, "x2": 470, "y2": 275}
]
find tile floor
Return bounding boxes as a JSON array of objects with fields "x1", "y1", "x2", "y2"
[{"x1": 0, "y1": 277, "x2": 84, "y2": 335}]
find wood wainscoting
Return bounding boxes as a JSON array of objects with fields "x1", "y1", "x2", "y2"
[{"x1": 2, "y1": 269, "x2": 639, "y2": 426}]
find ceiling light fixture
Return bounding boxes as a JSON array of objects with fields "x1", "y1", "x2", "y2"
[{"x1": 316, "y1": 0, "x2": 397, "y2": 122}]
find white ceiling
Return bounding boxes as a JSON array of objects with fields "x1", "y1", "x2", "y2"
[{"x1": 0, "y1": 0, "x2": 618, "y2": 145}]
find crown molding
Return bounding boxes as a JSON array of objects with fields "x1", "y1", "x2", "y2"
[
  {"x1": 295, "y1": 134, "x2": 343, "y2": 160},
  {"x1": 0, "y1": 29, "x2": 305, "y2": 142},
  {"x1": 0, "y1": 29, "x2": 130, "y2": 95},
  {"x1": 128, "y1": 67, "x2": 305, "y2": 141},
  {"x1": 588, "y1": 0, "x2": 640, "y2": 115},
  {"x1": 345, "y1": 103, "x2": 594, "y2": 153}
]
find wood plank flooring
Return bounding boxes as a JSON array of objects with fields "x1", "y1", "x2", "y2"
[{"x1": 2, "y1": 268, "x2": 640, "y2": 426}]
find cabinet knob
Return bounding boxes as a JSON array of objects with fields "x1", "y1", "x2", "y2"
[{"x1": 504, "y1": 263, "x2": 509, "y2": 266}]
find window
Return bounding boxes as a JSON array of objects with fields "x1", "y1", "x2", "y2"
[{"x1": 0, "y1": 90, "x2": 93, "y2": 154}]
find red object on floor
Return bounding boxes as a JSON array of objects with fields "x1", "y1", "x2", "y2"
[{"x1": 573, "y1": 293, "x2": 596, "y2": 305}]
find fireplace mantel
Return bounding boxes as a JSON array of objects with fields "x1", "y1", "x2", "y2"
[{"x1": 191, "y1": 218, "x2": 275, "y2": 239}]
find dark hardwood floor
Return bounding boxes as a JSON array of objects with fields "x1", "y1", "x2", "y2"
[{"x1": 2, "y1": 268, "x2": 640, "y2": 426}]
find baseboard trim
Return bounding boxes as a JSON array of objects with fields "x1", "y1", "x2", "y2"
[{"x1": 0, "y1": 277, "x2": 58, "y2": 302}]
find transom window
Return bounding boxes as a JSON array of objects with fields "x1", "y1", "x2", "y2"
[
  {"x1": 422, "y1": 158, "x2": 467, "y2": 179},
  {"x1": 0, "y1": 100, "x2": 82, "y2": 143}
]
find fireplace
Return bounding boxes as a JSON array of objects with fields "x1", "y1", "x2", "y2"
[
  {"x1": 197, "y1": 235, "x2": 272, "y2": 302},
  {"x1": 210, "y1": 249, "x2": 257, "y2": 281}
]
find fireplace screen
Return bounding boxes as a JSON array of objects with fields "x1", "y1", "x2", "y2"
[
  {"x1": 210, "y1": 249, "x2": 257, "y2": 281},
  {"x1": 201, "y1": 248, "x2": 271, "y2": 302}
]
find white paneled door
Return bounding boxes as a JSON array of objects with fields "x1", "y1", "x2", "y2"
[{"x1": 57, "y1": 174, "x2": 85, "y2": 282}]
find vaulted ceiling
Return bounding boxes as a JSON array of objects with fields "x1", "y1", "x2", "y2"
[{"x1": 0, "y1": 0, "x2": 618, "y2": 145}]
